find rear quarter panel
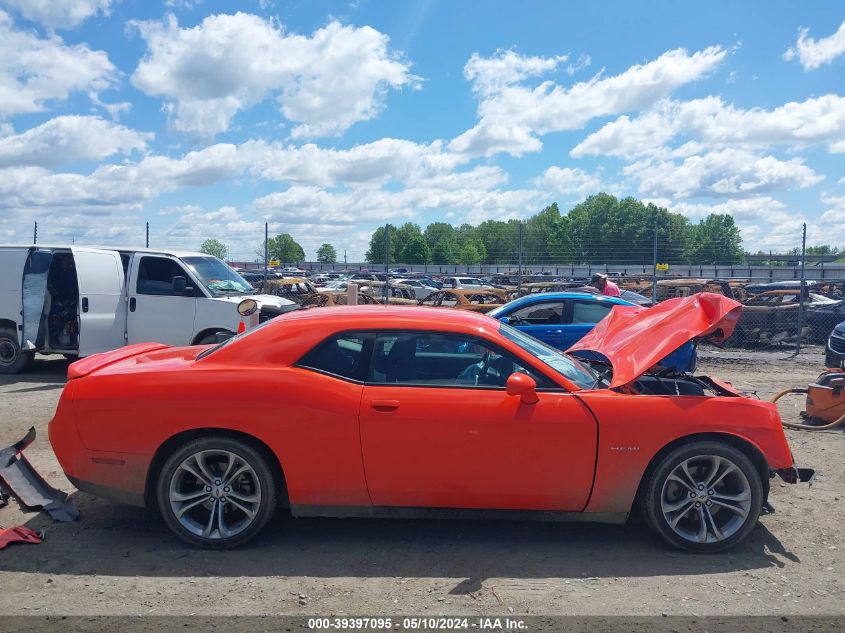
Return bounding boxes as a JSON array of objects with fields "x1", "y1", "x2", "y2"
[
  {"x1": 576, "y1": 390, "x2": 793, "y2": 514},
  {"x1": 68, "y1": 362, "x2": 371, "y2": 506}
]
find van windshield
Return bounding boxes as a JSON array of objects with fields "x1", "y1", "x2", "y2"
[{"x1": 182, "y1": 257, "x2": 253, "y2": 296}]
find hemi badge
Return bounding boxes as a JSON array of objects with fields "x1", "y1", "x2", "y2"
[
  {"x1": 610, "y1": 446, "x2": 640, "y2": 452},
  {"x1": 92, "y1": 457, "x2": 126, "y2": 465}
]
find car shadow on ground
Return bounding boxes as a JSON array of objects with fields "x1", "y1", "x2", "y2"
[
  {"x1": 0, "y1": 491, "x2": 798, "y2": 583},
  {"x1": 0, "y1": 358, "x2": 69, "y2": 388}
]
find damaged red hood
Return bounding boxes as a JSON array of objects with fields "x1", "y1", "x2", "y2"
[{"x1": 567, "y1": 292, "x2": 743, "y2": 388}]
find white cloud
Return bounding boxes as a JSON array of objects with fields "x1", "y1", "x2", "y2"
[
  {"x1": 0, "y1": 116, "x2": 151, "y2": 168},
  {"x1": 784, "y1": 20, "x2": 845, "y2": 70},
  {"x1": 626, "y1": 149, "x2": 823, "y2": 199},
  {"x1": 463, "y1": 49, "x2": 570, "y2": 96},
  {"x1": 536, "y1": 166, "x2": 602, "y2": 196},
  {"x1": 573, "y1": 95, "x2": 845, "y2": 158},
  {"x1": 131, "y1": 13, "x2": 417, "y2": 138},
  {"x1": 666, "y1": 197, "x2": 812, "y2": 251},
  {"x1": 820, "y1": 194, "x2": 845, "y2": 225},
  {"x1": 0, "y1": 0, "x2": 112, "y2": 29},
  {"x1": 0, "y1": 10, "x2": 116, "y2": 117},
  {"x1": 669, "y1": 196, "x2": 788, "y2": 222},
  {"x1": 450, "y1": 46, "x2": 726, "y2": 157}
]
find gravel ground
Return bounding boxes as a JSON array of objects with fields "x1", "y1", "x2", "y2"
[{"x1": 0, "y1": 352, "x2": 842, "y2": 617}]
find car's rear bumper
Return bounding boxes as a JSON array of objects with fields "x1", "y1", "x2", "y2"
[{"x1": 66, "y1": 474, "x2": 146, "y2": 507}]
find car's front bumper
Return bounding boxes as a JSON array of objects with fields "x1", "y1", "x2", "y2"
[{"x1": 826, "y1": 333, "x2": 845, "y2": 368}]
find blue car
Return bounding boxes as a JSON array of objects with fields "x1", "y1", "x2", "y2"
[{"x1": 487, "y1": 292, "x2": 696, "y2": 373}]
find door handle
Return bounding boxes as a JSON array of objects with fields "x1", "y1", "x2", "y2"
[
  {"x1": 81, "y1": 297, "x2": 89, "y2": 313},
  {"x1": 129, "y1": 297, "x2": 136, "y2": 312},
  {"x1": 371, "y1": 399, "x2": 400, "y2": 411}
]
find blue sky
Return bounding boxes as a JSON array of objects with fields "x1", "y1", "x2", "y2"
[{"x1": 1, "y1": 0, "x2": 844, "y2": 260}]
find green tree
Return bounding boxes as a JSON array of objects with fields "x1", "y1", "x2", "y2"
[
  {"x1": 199, "y1": 238, "x2": 227, "y2": 260},
  {"x1": 366, "y1": 225, "x2": 397, "y2": 264},
  {"x1": 523, "y1": 203, "x2": 561, "y2": 264},
  {"x1": 424, "y1": 222, "x2": 459, "y2": 264},
  {"x1": 267, "y1": 233, "x2": 305, "y2": 263},
  {"x1": 475, "y1": 220, "x2": 518, "y2": 264},
  {"x1": 458, "y1": 238, "x2": 487, "y2": 265},
  {"x1": 316, "y1": 243, "x2": 337, "y2": 263},
  {"x1": 683, "y1": 214, "x2": 744, "y2": 264},
  {"x1": 399, "y1": 234, "x2": 432, "y2": 264}
]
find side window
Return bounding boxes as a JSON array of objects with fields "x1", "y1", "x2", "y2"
[
  {"x1": 136, "y1": 256, "x2": 197, "y2": 296},
  {"x1": 571, "y1": 301, "x2": 614, "y2": 325},
  {"x1": 509, "y1": 301, "x2": 564, "y2": 325},
  {"x1": 298, "y1": 333, "x2": 371, "y2": 382},
  {"x1": 369, "y1": 332, "x2": 548, "y2": 388}
]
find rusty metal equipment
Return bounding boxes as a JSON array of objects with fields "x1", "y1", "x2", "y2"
[{"x1": 771, "y1": 369, "x2": 845, "y2": 430}]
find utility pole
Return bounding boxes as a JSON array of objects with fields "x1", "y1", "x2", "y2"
[
  {"x1": 517, "y1": 221, "x2": 524, "y2": 293},
  {"x1": 264, "y1": 222, "x2": 269, "y2": 285},
  {"x1": 383, "y1": 224, "x2": 390, "y2": 301},
  {"x1": 145, "y1": 222, "x2": 149, "y2": 248},
  {"x1": 344, "y1": 249, "x2": 347, "y2": 267},
  {"x1": 33, "y1": 221, "x2": 37, "y2": 244},
  {"x1": 795, "y1": 223, "x2": 807, "y2": 355},
  {"x1": 651, "y1": 216, "x2": 659, "y2": 302}
]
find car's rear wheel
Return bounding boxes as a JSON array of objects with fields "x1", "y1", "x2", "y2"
[
  {"x1": 642, "y1": 441, "x2": 763, "y2": 553},
  {"x1": 0, "y1": 328, "x2": 33, "y2": 374},
  {"x1": 156, "y1": 437, "x2": 277, "y2": 549}
]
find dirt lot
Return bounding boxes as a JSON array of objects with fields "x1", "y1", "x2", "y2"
[{"x1": 0, "y1": 352, "x2": 842, "y2": 617}]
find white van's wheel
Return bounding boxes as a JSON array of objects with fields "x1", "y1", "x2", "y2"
[{"x1": 0, "y1": 328, "x2": 32, "y2": 374}]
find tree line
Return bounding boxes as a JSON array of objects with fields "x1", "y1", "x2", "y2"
[{"x1": 364, "y1": 193, "x2": 746, "y2": 265}]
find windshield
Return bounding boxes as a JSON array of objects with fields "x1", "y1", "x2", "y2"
[
  {"x1": 499, "y1": 322, "x2": 597, "y2": 389},
  {"x1": 182, "y1": 256, "x2": 254, "y2": 296}
]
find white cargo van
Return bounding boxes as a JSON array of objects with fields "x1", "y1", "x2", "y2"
[{"x1": 0, "y1": 245, "x2": 298, "y2": 373}]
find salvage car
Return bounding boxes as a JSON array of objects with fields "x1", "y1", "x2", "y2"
[
  {"x1": 48, "y1": 293, "x2": 812, "y2": 552},
  {"x1": 487, "y1": 292, "x2": 694, "y2": 372},
  {"x1": 418, "y1": 289, "x2": 507, "y2": 313},
  {"x1": 827, "y1": 320, "x2": 845, "y2": 368}
]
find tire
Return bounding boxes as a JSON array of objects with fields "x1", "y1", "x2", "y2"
[
  {"x1": 642, "y1": 441, "x2": 763, "y2": 553},
  {"x1": 156, "y1": 436, "x2": 278, "y2": 549},
  {"x1": 0, "y1": 327, "x2": 33, "y2": 374}
]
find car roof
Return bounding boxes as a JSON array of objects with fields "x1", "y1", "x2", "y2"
[
  {"x1": 509, "y1": 291, "x2": 634, "y2": 304},
  {"x1": 275, "y1": 305, "x2": 500, "y2": 329},
  {"x1": 0, "y1": 244, "x2": 213, "y2": 259}
]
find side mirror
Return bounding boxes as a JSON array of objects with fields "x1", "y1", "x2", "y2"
[
  {"x1": 171, "y1": 276, "x2": 188, "y2": 293},
  {"x1": 500, "y1": 316, "x2": 511, "y2": 325},
  {"x1": 506, "y1": 372, "x2": 539, "y2": 405}
]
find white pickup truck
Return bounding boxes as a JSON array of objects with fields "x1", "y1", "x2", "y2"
[{"x1": 0, "y1": 245, "x2": 298, "y2": 373}]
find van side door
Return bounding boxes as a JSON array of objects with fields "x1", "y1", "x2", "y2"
[
  {"x1": 0, "y1": 248, "x2": 31, "y2": 345},
  {"x1": 72, "y1": 247, "x2": 127, "y2": 356},
  {"x1": 126, "y1": 255, "x2": 199, "y2": 346}
]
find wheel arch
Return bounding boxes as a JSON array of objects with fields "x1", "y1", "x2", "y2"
[
  {"x1": 633, "y1": 432, "x2": 770, "y2": 516},
  {"x1": 192, "y1": 328, "x2": 234, "y2": 345},
  {"x1": 144, "y1": 427, "x2": 289, "y2": 509},
  {"x1": 0, "y1": 318, "x2": 19, "y2": 332}
]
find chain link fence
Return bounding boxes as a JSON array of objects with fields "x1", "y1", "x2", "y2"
[{"x1": 248, "y1": 222, "x2": 844, "y2": 365}]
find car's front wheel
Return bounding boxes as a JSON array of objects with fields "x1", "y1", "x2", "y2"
[
  {"x1": 642, "y1": 441, "x2": 763, "y2": 553},
  {"x1": 156, "y1": 436, "x2": 277, "y2": 549}
]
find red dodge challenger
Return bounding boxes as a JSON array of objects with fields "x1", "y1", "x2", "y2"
[{"x1": 48, "y1": 293, "x2": 813, "y2": 551}]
